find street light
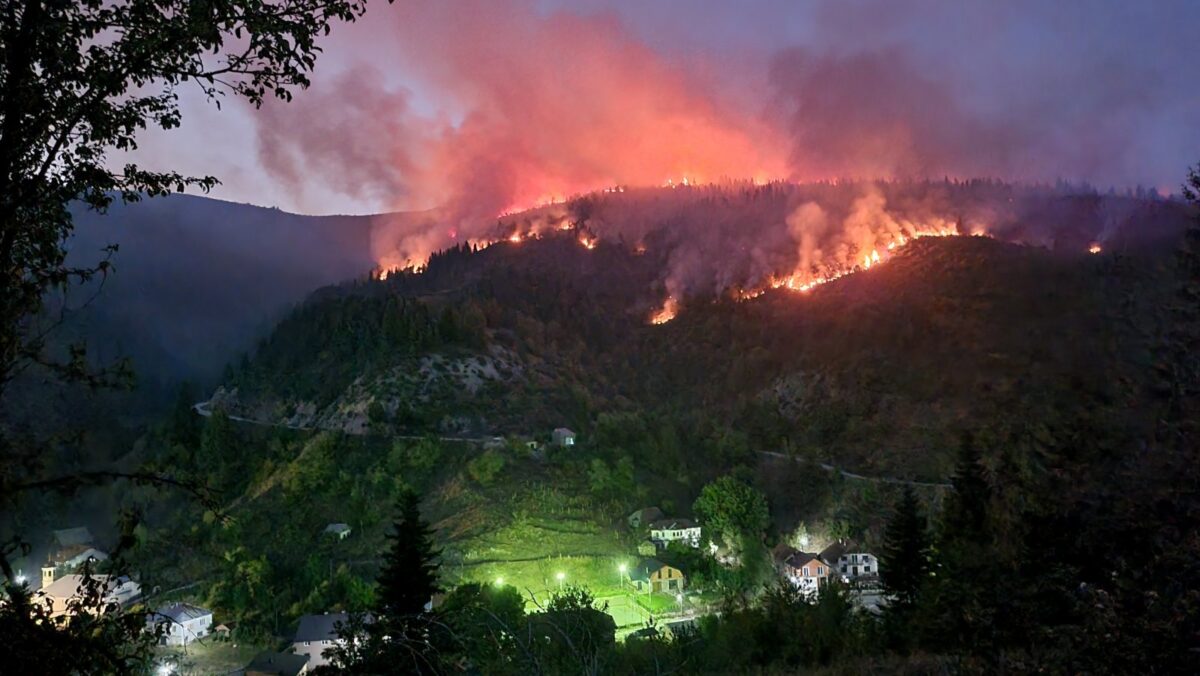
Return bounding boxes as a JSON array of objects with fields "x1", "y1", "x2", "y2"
[
  {"x1": 617, "y1": 563, "x2": 627, "y2": 587},
  {"x1": 555, "y1": 572, "x2": 565, "y2": 590},
  {"x1": 494, "y1": 576, "x2": 504, "y2": 587},
  {"x1": 675, "y1": 593, "x2": 684, "y2": 612}
]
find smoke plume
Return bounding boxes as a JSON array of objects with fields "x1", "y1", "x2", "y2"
[{"x1": 247, "y1": 0, "x2": 1199, "y2": 277}]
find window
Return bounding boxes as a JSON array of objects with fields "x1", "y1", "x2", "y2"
[
  {"x1": 304, "y1": 641, "x2": 311, "y2": 647},
  {"x1": 803, "y1": 567, "x2": 809, "y2": 576}
]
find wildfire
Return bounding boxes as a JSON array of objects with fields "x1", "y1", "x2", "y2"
[
  {"x1": 649, "y1": 296, "x2": 678, "y2": 325},
  {"x1": 753, "y1": 226, "x2": 976, "y2": 299},
  {"x1": 1088, "y1": 243, "x2": 1102, "y2": 254},
  {"x1": 579, "y1": 234, "x2": 597, "y2": 250}
]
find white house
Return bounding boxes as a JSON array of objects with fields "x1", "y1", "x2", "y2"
[
  {"x1": 150, "y1": 603, "x2": 214, "y2": 646},
  {"x1": 648, "y1": 518, "x2": 702, "y2": 548},
  {"x1": 820, "y1": 542, "x2": 880, "y2": 582},
  {"x1": 293, "y1": 612, "x2": 350, "y2": 668},
  {"x1": 552, "y1": 428, "x2": 576, "y2": 447},
  {"x1": 37, "y1": 574, "x2": 141, "y2": 617},
  {"x1": 323, "y1": 523, "x2": 352, "y2": 540}
]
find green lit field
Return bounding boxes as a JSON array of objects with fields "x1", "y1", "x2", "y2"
[
  {"x1": 155, "y1": 641, "x2": 261, "y2": 675},
  {"x1": 449, "y1": 513, "x2": 636, "y2": 606}
]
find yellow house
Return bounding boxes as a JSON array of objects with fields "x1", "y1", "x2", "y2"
[{"x1": 631, "y1": 557, "x2": 686, "y2": 593}]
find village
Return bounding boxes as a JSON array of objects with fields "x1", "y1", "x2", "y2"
[{"x1": 14, "y1": 420, "x2": 889, "y2": 676}]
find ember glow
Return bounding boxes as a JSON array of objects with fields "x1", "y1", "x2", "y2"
[
  {"x1": 1089, "y1": 243, "x2": 1103, "y2": 254},
  {"x1": 649, "y1": 297, "x2": 679, "y2": 325}
]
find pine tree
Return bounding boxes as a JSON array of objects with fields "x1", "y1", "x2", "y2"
[
  {"x1": 920, "y1": 434, "x2": 999, "y2": 653},
  {"x1": 376, "y1": 490, "x2": 440, "y2": 622},
  {"x1": 879, "y1": 486, "x2": 930, "y2": 610}
]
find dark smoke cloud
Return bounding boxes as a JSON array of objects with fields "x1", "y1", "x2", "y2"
[{"x1": 767, "y1": 47, "x2": 1023, "y2": 179}]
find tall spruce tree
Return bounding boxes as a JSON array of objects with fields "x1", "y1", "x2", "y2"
[
  {"x1": 880, "y1": 486, "x2": 930, "y2": 611},
  {"x1": 921, "y1": 434, "x2": 1000, "y2": 653},
  {"x1": 377, "y1": 490, "x2": 441, "y2": 622}
]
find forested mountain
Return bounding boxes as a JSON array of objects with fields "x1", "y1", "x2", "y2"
[{"x1": 220, "y1": 202, "x2": 1183, "y2": 479}]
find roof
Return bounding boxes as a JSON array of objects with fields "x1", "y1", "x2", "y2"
[
  {"x1": 631, "y1": 557, "x2": 673, "y2": 582},
  {"x1": 61, "y1": 547, "x2": 109, "y2": 568},
  {"x1": 53, "y1": 527, "x2": 94, "y2": 548},
  {"x1": 772, "y1": 544, "x2": 801, "y2": 564},
  {"x1": 781, "y1": 551, "x2": 824, "y2": 571},
  {"x1": 156, "y1": 602, "x2": 212, "y2": 623},
  {"x1": 649, "y1": 518, "x2": 698, "y2": 531},
  {"x1": 242, "y1": 651, "x2": 309, "y2": 676},
  {"x1": 819, "y1": 542, "x2": 847, "y2": 564},
  {"x1": 294, "y1": 612, "x2": 349, "y2": 642},
  {"x1": 553, "y1": 427, "x2": 575, "y2": 436},
  {"x1": 323, "y1": 523, "x2": 351, "y2": 534},
  {"x1": 39, "y1": 574, "x2": 140, "y2": 604}
]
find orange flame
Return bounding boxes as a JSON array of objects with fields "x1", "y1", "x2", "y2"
[
  {"x1": 1088, "y1": 243, "x2": 1102, "y2": 254},
  {"x1": 649, "y1": 296, "x2": 678, "y2": 325}
]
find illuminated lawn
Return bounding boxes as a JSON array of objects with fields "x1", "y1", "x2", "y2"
[
  {"x1": 451, "y1": 514, "x2": 635, "y2": 605},
  {"x1": 155, "y1": 641, "x2": 261, "y2": 675}
]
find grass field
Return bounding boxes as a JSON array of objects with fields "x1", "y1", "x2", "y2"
[
  {"x1": 155, "y1": 641, "x2": 262, "y2": 675},
  {"x1": 449, "y1": 514, "x2": 635, "y2": 607}
]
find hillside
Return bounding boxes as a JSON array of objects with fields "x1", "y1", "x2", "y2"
[{"x1": 215, "y1": 224, "x2": 1174, "y2": 479}]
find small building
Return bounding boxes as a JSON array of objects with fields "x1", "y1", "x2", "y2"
[
  {"x1": 52, "y1": 526, "x2": 95, "y2": 551},
  {"x1": 293, "y1": 612, "x2": 349, "y2": 669},
  {"x1": 236, "y1": 651, "x2": 310, "y2": 676},
  {"x1": 636, "y1": 539, "x2": 658, "y2": 557},
  {"x1": 37, "y1": 574, "x2": 142, "y2": 617},
  {"x1": 820, "y1": 541, "x2": 880, "y2": 581},
  {"x1": 150, "y1": 602, "x2": 213, "y2": 646},
  {"x1": 323, "y1": 523, "x2": 352, "y2": 540},
  {"x1": 627, "y1": 507, "x2": 665, "y2": 530},
  {"x1": 776, "y1": 548, "x2": 832, "y2": 593},
  {"x1": 649, "y1": 518, "x2": 702, "y2": 548},
  {"x1": 631, "y1": 558, "x2": 686, "y2": 593},
  {"x1": 552, "y1": 427, "x2": 576, "y2": 447}
]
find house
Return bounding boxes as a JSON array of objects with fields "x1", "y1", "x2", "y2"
[
  {"x1": 41, "y1": 546, "x2": 109, "y2": 588},
  {"x1": 37, "y1": 574, "x2": 141, "y2": 617},
  {"x1": 323, "y1": 523, "x2": 352, "y2": 540},
  {"x1": 552, "y1": 427, "x2": 576, "y2": 447},
  {"x1": 820, "y1": 541, "x2": 880, "y2": 581},
  {"x1": 293, "y1": 612, "x2": 350, "y2": 669},
  {"x1": 236, "y1": 651, "x2": 310, "y2": 676},
  {"x1": 52, "y1": 526, "x2": 95, "y2": 551},
  {"x1": 649, "y1": 518, "x2": 702, "y2": 548},
  {"x1": 636, "y1": 539, "x2": 658, "y2": 557},
  {"x1": 46, "y1": 527, "x2": 103, "y2": 581},
  {"x1": 149, "y1": 603, "x2": 213, "y2": 646},
  {"x1": 631, "y1": 558, "x2": 686, "y2": 593},
  {"x1": 627, "y1": 507, "x2": 665, "y2": 530},
  {"x1": 775, "y1": 547, "x2": 832, "y2": 593}
]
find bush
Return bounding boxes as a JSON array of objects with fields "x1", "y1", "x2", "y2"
[{"x1": 468, "y1": 450, "x2": 506, "y2": 485}]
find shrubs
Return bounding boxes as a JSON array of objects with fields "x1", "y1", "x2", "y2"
[{"x1": 468, "y1": 449, "x2": 506, "y2": 485}]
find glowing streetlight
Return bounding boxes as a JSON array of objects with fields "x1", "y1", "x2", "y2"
[
  {"x1": 675, "y1": 593, "x2": 684, "y2": 612},
  {"x1": 555, "y1": 571, "x2": 565, "y2": 590},
  {"x1": 494, "y1": 577, "x2": 504, "y2": 587},
  {"x1": 617, "y1": 563, "x2": 627, "y2": 587}
]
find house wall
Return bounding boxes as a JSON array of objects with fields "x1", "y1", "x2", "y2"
[
  {"x1": 649, "y1": 566, "x2": 686, "y2": 593},
  {"x1": 294, "y1": 638, "x2": 341, "y2": 668},
  {"x1": 165, "y1": 615, "x2": 213, "y2": 646}
]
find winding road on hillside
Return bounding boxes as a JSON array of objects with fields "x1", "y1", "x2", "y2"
[{"x1": 194, "y1": 401, "x2": 950, "y2": 489}]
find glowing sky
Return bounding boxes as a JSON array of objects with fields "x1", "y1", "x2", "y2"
[{"x1": 130, "y1": 0, "x2": 1200, "y2": 215}]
